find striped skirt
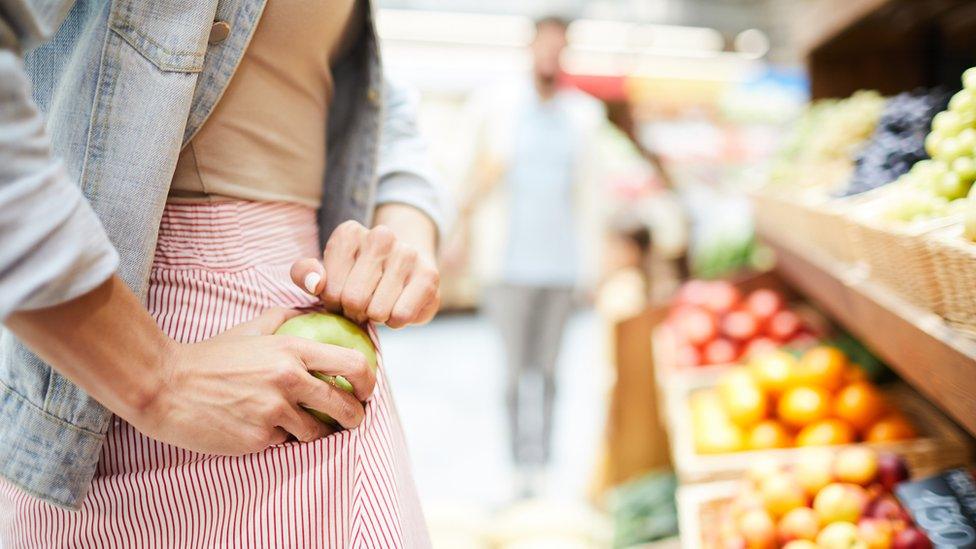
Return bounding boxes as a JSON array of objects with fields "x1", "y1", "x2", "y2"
[{"x1": 0, "y1": 200, "x2": 430, "y2": 548}]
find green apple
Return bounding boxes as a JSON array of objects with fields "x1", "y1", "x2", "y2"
[{"x1": 275, "y1": 312, "x2": 378, "y2": 424}]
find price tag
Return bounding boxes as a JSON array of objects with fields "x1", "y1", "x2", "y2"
[{"x1": 895, "y1": 468, "x2": 976, "y2": 549}]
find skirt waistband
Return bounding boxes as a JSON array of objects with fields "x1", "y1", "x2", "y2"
[{"x1": 153, "y1": 200, "x2": 320, "y2": 271}]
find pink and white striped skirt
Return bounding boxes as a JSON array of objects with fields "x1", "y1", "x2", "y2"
[{"x1": 0, "y1": 200, "x2": 430, "y2": 548}]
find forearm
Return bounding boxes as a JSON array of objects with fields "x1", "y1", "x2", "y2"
[
  {"x1": 373, "y1": 202, "x2": 438, "y2": 260},
  {"x1": 5, "y1": 275, "x2": 170, "y2": 424}
]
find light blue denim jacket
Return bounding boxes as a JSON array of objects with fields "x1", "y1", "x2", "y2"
[{"x1": 0, "y1": 0, "x2": 446, "y2": 509}]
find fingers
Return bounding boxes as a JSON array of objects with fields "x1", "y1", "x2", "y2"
[
  {"x1": 365, "y1": 248, "x2": 416, "y2": 323},
  {"x1": 389, "y1": 268, "x2": 440, "y2": 328},
  {"x1": 294, "y1": 378, "x2": 366, "y2": 429},
  {"x1": 284, "y1": 336, "x2": 377, "y2": 401},
  {"x1": 228, "y1": 307, "x2": 303, "y2": 336},
  {"x1": 290, "y1": 258, "x2": 325, "y2": 295},
  {"x1": 340, "y1": 226, "x2": 395, "y2": 322},
  {"x1": 314, "y1": 220, "x2": 441, "y2": 328},
  {"x1": 322, "y1": 221, "x2": 366, "y2": 311},
  {"x1": 277, "y1": 404, "x2": 334, "y2": 442}
]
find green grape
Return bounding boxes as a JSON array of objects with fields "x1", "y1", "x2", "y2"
[
  {"x1": 964, "y1": 67, "x2": 976, "y2": 91},
  {"x1": 926, "y1": 132, "x2": 944, "y2": 158},
  {"x1": 936, "y1": 170, "x2": 970, "y2": 200},
  {"x1": 958, "y1": 128, "x2": 976, "y2": 152},
  {"x1": 938, "y1": 136, "x2": 967, "y2": 162},
  {"x1": 933, "y1": 111, "x2": 966, "y2": 136},
  {"x1": 953, "y1": 156, "x2": 976, "y2": 182},
  {"x1": 950, "y1": 89, "x2": 976, "y2": 114}
]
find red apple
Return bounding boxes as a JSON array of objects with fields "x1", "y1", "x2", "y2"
[
  {"x1": 814, "y1": 483, "x2": 869, "y2": 524},
  {"x1": 893, "y1": 528, "x2": 931, "y2": 549},
  {"x1": 876, "y1": 453, "x2": 910, "y2": 492},
  {"x1": 778, "y1": 507, "x2": 820, "y2": 543},
  {"x1": 738, "y1": 508, "x2": 777, "y2": 549},
  {"x1": 675, "y1": 307, "x2": 718, "y2": 346},
  {"x1": 704, "y1": 281, "x2": 742, "y2": 314},
  {"x1": 746, "y1": 289, "x2": 784, "y2": 321},
  {"x1": 703, "y1": 338, "x2": 740, "y2": 365},
  {"x1": 867, "y1": 496, "x2": 911, "y2": 524},
  {"x1": 859, "y1": 518, "x2": 895, "y2": 549},
  {"x1": 768, "y1": 310, "x2": 801, "y2": 341},
  {"x1": 722, "y1": 310, "x2": 760, "y2": 341}
]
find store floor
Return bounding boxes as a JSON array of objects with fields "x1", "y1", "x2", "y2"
[{"x1": 380, "y1": 308, "x2": 608, "y2": 509}]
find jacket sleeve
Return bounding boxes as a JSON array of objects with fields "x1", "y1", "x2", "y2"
[
  {"x1": 0, "y1": 2, "x2": 118, "y2": 320},
  {"x1": 375, "y1": 75, "x2": 452, "y2": 241}
]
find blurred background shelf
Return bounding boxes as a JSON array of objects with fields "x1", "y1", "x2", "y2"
[
  {"x1": 758, "y1": 228, "x2": 976, "y2": 438},
  {"x1": 800, "y1": 0, "x2": 976, "y2": 98}
]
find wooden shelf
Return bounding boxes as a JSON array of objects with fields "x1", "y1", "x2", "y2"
[
  {"x1": 797, "y1": 0, "x2": 893, "y2": 56},
  {"x1": 799, "y1": 0, "x2": 976, "y2": 98},
  {"x1": 759, "y1": 230, "x2": 976, "y2": 438}
]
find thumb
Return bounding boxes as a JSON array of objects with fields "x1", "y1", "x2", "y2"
[
  {"x1": 290, "y1": 258, "x2": 326, "y2": 296},
  {"x1": 228, "y1": 307, "x2": 303, "y2": 336}
]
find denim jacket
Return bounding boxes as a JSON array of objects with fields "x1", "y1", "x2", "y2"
[{"x1": 0, "y1": 0, "x2": 446, "y2": 509}]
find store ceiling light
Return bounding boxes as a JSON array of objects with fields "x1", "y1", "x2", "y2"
[
  {"x1": 734, "y1": 28, "x2": 770, "y2": 59},
  {"x1": 377, "y1": 9, "x2": 726, "y2": 56}
]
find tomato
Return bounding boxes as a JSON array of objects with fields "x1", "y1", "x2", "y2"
[
  {"x1": 745, "y1": 289, "x2": 783, "y2": 321},
  {"x1": 721, "y1": 309, "x2": 760, "y2": 341},
  {"x1": 767, "y1": 310, "x2": 801, "y2": 341},
  {"x1": 702, "y1": 281, "x2": 742, "y2": 315},
  {"x1": 703, "y1": 337, "x2": 740, "y2": 365},
  {"x1": 674, "y1": 307, "x2": 718, "y2": 346}
]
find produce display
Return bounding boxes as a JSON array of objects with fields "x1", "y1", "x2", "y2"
[
  {"x1": 879, "y1": 69, "x2": 976, "y2": 223},
  {"x1": 691, "y1": 346, "x2": 917, "y2": 454},
  {"x1": 766, "y1": 91, "x2": 885, "y2": 194},
  {"x1": 840, "y1": 89, "x2": 950, "y2": 197},
  {"x1": 712, "y1": 448, "x2": 929, "y2": 549},
  {"x1": 667, "y1": 280, "x2": 815, "y2": 368}
]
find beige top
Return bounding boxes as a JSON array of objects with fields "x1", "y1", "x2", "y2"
[{"x1": 170, "y1": 0, "x2": 360, "y2": 207}]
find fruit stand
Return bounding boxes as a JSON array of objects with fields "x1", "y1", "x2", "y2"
[{"x1": 651, "y1": 6, "x2": 976, "y2": 544}]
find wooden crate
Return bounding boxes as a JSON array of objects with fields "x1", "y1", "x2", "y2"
[
  {"x1": 666, "y1": 376, "x2": 974, "y2": 484},
  {"x1": 677, "y1": 481, "x2": 740, "y2": 549},
  {"x1": 651, "y1": 326, "x2": 734, "y2": 428}
]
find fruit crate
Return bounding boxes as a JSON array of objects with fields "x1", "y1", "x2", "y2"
[
  {"x1": 666, "y1": 377, "x2": 974, "y2": 485},
  {"x1": 751, "y1": 193, "x2": 826, "y2": 259},
  {"x1": 846, "y1": 215, "x2": 955, "y2": 314},
  {"x1": 652, "y1": 326, "x2": 734, "y2": 428},
  {"x1": 928, "y1": 226, "x2": 976, "y2": 336},
  {"x1": 676, "y1": 481, "x2": 740, "y2": 549}
]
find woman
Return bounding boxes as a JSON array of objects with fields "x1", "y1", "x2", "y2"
[{"x1": 0, "y1": 0, "x2": 444, "y2": 546}]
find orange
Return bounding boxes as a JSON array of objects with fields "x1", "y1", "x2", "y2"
[
  {"x1": 746, "y1": 420, "x2": 793, "y2": 450},
  {"x1": 721, "y1": 378, "x2": 769, "y2": 428},
  {"x1": 777, "y1": 386, "x2": 831, "y2": 428},
  {"x1": 795, "y1": 346, "x2": 847, "y2": 391},
  {"x1": 795, "y1": 418, "x2": 857, "y2": 447},
  {"x1": 833, "y1": 382, "x2": 888, "y2": 431},
  {"x1": 696, "y1": 421, "x2": 745, "y2": 454},
  {"x1": 865, "y1": 414, "x2": 918, "y2": 442},
  {"x1": 748, "y1": 351, "x2": 798, "y2": 395}
]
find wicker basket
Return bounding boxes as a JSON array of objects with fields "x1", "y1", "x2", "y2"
[
  {"x1": 751, "y1": 192, "x2": 865, "y2": 266},
  {"x1": 847, "y1": 216, "x2": 953, "y2": 313},
  {"x1": 666, "y1": 376, "x2": 974, "y2": 484},
  {"x1": 928, "y1": 225, "x2": 976, "y2": 336}
]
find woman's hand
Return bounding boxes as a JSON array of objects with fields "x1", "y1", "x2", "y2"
[
  {"x1": 290, "y1": 211, "x2": 441, "y2": 328},
  {"x1": 142, "y1": 307, "x2": 376, "y2": 454}
]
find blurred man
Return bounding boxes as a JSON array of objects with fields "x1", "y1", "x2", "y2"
[{"x1": 453, "y1": 15, "x2": 606, "y2": 497}]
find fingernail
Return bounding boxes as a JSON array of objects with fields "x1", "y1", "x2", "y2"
[{"x1": 304, "y1": 272, "x2": 321, "y2": 294}]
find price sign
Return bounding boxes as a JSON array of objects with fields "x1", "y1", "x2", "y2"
[{"x1": 895, "y1": 468, "x2": 976, "y2": 549}]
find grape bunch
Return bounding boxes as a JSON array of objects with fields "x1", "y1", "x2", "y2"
[
  {"x1": 881, "y1": 68, "x2": 976, "y2": 223},
  {"x1": 840, "y1": 88, "x2": 951, "y2": 197}
]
